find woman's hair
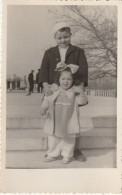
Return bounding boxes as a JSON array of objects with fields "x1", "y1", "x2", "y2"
[{"x1": 54, "y1": 67, "x2": 80, "y2": 86}]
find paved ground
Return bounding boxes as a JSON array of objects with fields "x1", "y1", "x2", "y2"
[{"x1": 6, "y1": 148, "x2": 116, "y2": 169}]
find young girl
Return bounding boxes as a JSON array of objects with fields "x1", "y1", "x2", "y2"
[{"x1": 40, "y1": 63, "x2": 88, "y2": 164}]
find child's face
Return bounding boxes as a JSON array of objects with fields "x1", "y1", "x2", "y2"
[
  {"x1": 55, "y1": 30, "x2": 71, "y2": 48},
  {"x1": 59, "y1": 71, "x2": 73, "y2": 90}
]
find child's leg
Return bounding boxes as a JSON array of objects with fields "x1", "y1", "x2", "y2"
[
  {"x1": 61, "y1": 137, "x2": 76, "y2": 158},
  {"x1": 46, "y1": 135, "x2": 61, "y2": 158}
]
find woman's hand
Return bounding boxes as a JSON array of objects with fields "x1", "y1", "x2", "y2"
[
  {"x1": 56, "y1": 62, "x2": 66, "y2": 71},
  {"x1": 40, "y1": 107, "x2": 48, "y2": 116},
  {"x1": 73, "y1": 86, "x2": 84, "y2": 94},
  {"x1": 50, "y1": 83, "x2": 59, "y2": 91},
  {"x1": 43, "y1": 82, "x2": 53, "y2": 96},
  {"x1": 43, "y1": 87, "x2": 53, "y2": 96}
]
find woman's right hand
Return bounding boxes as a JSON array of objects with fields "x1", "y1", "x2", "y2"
[
  {"x1": 43, "y1": 87, "x2": 53, "y2": 96},
  {"x1": 43, "y1": 82, "x2": 53, "y2": 96}
]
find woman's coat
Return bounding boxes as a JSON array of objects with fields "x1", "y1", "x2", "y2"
[{"x1": 39, "y1": 44, "x2": 88, "y2": 87}]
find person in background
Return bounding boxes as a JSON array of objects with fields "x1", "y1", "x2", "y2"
[
  {"x1": 26, "y1": 70, "x2": 34, "y2": 95},
  {"x1": 10, "y1": 80, "x2": 12, "y2": 91},
  {"x1": 36, "y1": 69, "x2": 42, "y2": 93},
  {"x1": 17, "y1": 78, "x2": 20, "y2": 90},
  {"x1": 7, "y1": 80, "x2": 10, "y2": 90},
  {"x1": 23, "y1": 75, "x2": 27, "y2": 90},
  {"x1": 39, "y1": 22, "x2": 88, "y2": 161},
  {"x1": 12, "y1": 80, "x2": 15, "y2": 90}
]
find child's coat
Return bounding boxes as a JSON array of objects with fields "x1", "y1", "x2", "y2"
[{"x1": 41, "y1": 87, "x2": 88, "y2": 135}]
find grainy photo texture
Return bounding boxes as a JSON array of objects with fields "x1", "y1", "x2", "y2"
[
  {"x1": 2, "y1": 1, "x2": 122, "y2": 193},
  {"x1": 6, "y1": 5, "x2": 117, "y2": 169}
]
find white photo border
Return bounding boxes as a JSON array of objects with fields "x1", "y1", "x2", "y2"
[{"x1": 1, "y1": 0, "x2": 122, "y2": 193}]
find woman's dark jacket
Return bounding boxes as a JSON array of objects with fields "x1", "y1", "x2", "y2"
[{"x1": 39, "y1": 44, "x2": 88, "y2": 87}]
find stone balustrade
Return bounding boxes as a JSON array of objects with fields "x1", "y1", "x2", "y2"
[{"x1": 85, "y1": 89, "x2": 117, "y2": 98}]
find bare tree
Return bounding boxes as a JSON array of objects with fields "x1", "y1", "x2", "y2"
[{"x1": 50, "y1": 6, "x2": 117, "y2": 80}]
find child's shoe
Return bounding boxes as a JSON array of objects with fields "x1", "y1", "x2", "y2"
[
  {"x1": 44, "y1": 156, "x2": 57, "y2": 162},
  {"x1": 62, "y1": 157, "x2": 71, "y2": 164}
]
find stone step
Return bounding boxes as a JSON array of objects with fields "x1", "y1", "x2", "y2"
[
  {"x1": 6, "y1": 135, "x2": 116, "y2": 151},
  {"x1": 6, "y1": 149, "x2": 116, "y2": 168},
  {"x1": 7, "y1": 127, "x2": 116, "y2": 138},
  {"x1": 7, "y1": 138, "x2": 47, "y2": 151},
  {"x1": 7, "y1": 115, "x2": 116, "y2": 129},
  {"x1": 76, "y1": 136, "x2": 116, "y2": 149}
]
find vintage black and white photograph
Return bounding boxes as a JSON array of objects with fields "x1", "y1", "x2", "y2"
[{"x1": 6, "y1": 4, "x2": 117, "y2": 169}]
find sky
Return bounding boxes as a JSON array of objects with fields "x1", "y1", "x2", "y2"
[
  {"x1": 7, "y1": 5, "x2": 57, "y2": 79},
  {"x1": 7, "y1": 5, "x2": 117, "y2": 79}
]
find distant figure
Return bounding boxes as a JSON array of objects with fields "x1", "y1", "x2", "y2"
[
  {"x1": 36, "y1": 69, "x2": 42, "y2": 93},
  {"x1": 16, "y1": 77, "x2": 20, "y2": 90},
  {"x1": 23, "y1": 75, "x2": 27, "y2": 90},
  {"x1": 12, "y1": 81, "x2": 15, "y2": 90},
  {"x1": 10, "y1": 81, "x2": 12, "y2": 91},
  {"x1": 7, "y1": 75, "x2": 11, "y2": 90},
  {"x1": 20, "y1": 75, "x2": 27, "y2": 90},
  {"x1": 7, "y1": 80, "x2": 10, "y2": 90},
  {"x1": 17, "y1": 80, "x2": 20, "y2": 90},
  {"x1": 26, "y1": 70, "x2": 34, "y2": 95}
]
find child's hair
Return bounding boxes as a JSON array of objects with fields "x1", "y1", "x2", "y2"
[
  {"x1": 54, "y1": 67, "x2": 80, "y2": 86},
  {"x1": 58, "y1": 27, "x2": 71, "y2": 34}
]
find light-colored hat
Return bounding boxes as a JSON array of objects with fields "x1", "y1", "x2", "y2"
[{"x1": 52, "y1": 22, "x2": 70, "y2": 37}]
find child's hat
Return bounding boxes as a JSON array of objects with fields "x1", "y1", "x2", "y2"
[{"x1": 52, "y1": 22, "x2": 70, "y2": 37}]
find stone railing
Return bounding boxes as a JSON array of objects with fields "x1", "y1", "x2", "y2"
[{"x1": 85, "y1": 89, "x2": 117, "y2": 98}]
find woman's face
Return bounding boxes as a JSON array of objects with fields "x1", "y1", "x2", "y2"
[
  {"x1": 55, "y1": 30, "x2": 71, "y2": 48},
  {"x1": 59, "y1": 71, "x2": 73, "y2": 90}
]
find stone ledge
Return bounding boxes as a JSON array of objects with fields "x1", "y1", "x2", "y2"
[
  {"x1": 7, "y1": 115, "x2": 117, "y2": 128},
  {"x1": 7, "y1": 127, "x2": 116, "y2": 138}
]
